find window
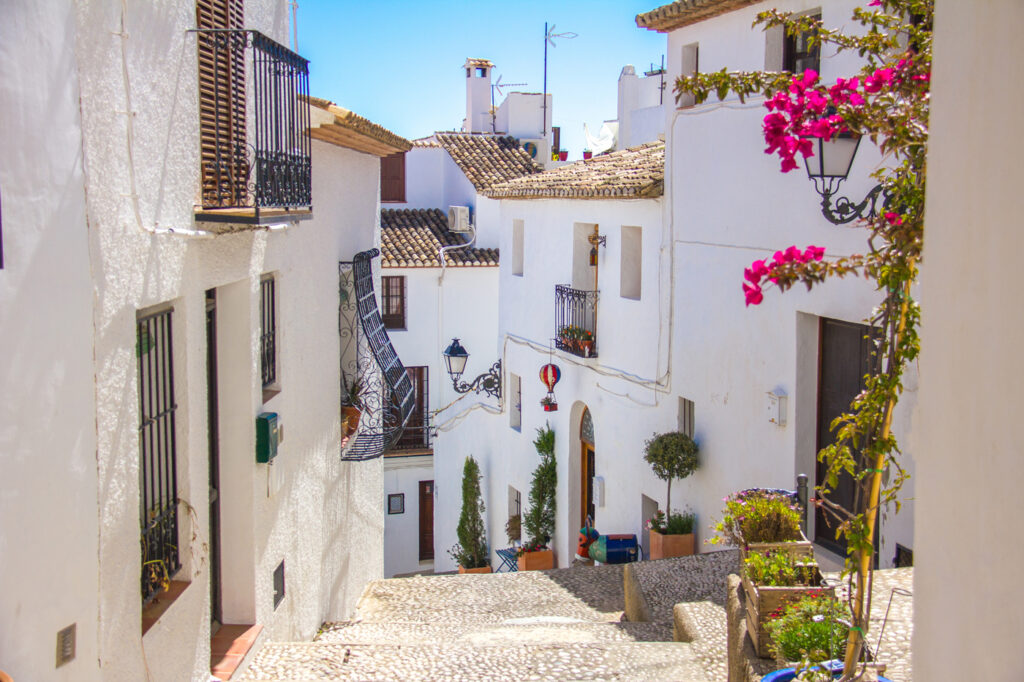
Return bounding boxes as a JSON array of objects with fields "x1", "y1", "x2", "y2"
[
  {"x1": 381, "y1": 152, "x2": 406, "y2": 203},
  {"x1": 381, "y1": 276, "x2": 406, "y2": 329},
  {"x1": 509, "y1": 373, "x2": 522, "y2": 430},
  {"x1": 260, "y1": 275, "x2": 277, "y2": 390},
  {"x1": 620, "y1": 225, "x2": 642, "y2": 300},
  {"x1": 783, "y1": 14, "x2": 821, "y2": 74},
  {"x1": 273, "y1": 560, "x2": 285, "y2": 609},
  {"x1": 678, "y1": 397, "x2": 695, "y2": 438},
  {"x1": 677, "y1": 43, "x2": 699, "y2": 108},
  {"x1": 393, "y1": 366, "x2": 429, "y2": 450},
  {"x1": 512, "y1": 220, "x2": 524, "y2": 276},
  {"x1": 388, "y1": 493, "x2": 405, "y2": 514},
  {"x1": 476, "y1": 67, "x2": 488, "y2": 78},
  {"x1": 138, "y1": 307, "x2": 181, "y2": 602}
]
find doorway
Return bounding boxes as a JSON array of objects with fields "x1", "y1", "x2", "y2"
[
  {"x1": 418, "y1": 480, "x2": 434, "y2": 562},
  {"x1": 205, "y1": 289, "x2": 223, "y2": 626},
  {"x1": 815, "y1": 317, "x2": 879, "y2": 560},
  {"x1": 579, "y1": 408, "x2": 595, "y2": 527}
]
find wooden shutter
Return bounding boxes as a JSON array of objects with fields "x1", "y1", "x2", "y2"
[
  {"x1": 381, "y1": 152, "x2": 406, "y2": 203},
  {"x1": 196, "y1": 0, "x2": 247, "y2": 208}
]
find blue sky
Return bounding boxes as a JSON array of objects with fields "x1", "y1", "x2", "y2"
[{"x1": 298, "y1": 1, "x2": 668, "y2": 157}]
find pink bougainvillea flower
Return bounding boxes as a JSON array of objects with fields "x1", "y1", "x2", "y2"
[
  {"x1": 867, "y1": 0, "x2": 881, "y2": 6},
  {"x1": 804, "y1": 245, "x2": 826, "y2": 261},
  {"x1": 751, "y1": 259, "x2": 770, "y2": 278},
  {"x1": 884, "y1": 212, "x2": 903, "y2": 226},
  {"x1": 744, "y1": 267, "x2": 760, "y2": 284},
  {"x1": 784, "y1": 245, "x2": 805, "y2": 263},
  {"x1": 743, "y1": 282, "x2": 764, "y2": 307}
]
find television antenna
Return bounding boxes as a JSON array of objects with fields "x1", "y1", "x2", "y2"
[
  {"x1": 491, "y1": 75, "x2": 528, "y2": 133},
  {"x1": 543, "y1": 22, "x2": 577, "y2": 136}
]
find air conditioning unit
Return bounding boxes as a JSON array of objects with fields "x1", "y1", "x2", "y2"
[{"x1": 447, "y1": 205, "x2": 471, "y2": 234}]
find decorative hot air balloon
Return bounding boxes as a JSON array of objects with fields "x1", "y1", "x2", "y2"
[{"x1": 539, "y1": 363, "x2": 561, "y2": 411}]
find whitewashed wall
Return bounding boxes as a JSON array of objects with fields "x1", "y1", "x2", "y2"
[
  {"x1": 916, "y1": 1, "x2": 1022, "y2": 678},
  {"x1": 617, "y1": 66, "x2": 666, "y2": 149},
  {"x1": 397, "y1": 147, "x2": 479, "y2": 214},
  {"x1": 0, "y1": 1, "x2": 100, "y2": 680},
  {"x1": 495, "y1": 92, "x2": 552, "y2": 141},
  {"x1": 661, "y1": 0, "x2": 915, "y2": 567},
  {"x1": 382, "y1": 455, "x2": 433, "y2": 577},
  {"x1": 0, "y1": 1, "x2": 386, "y2": 680}
]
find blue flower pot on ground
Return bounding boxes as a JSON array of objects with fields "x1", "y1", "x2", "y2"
[{"x1": 760, "y1": 661, "x2": 892, "y2": 682}]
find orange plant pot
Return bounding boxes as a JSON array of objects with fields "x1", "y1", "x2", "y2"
[
  {"x1": 341, "y1": 406, "x2": 361, "y2": 437},
  {"x1": 457, "y1": 565, "x2": 493, "y2": 574},
  {"x1": 649, "y1": 530, "x2": 695, "y2": 559},
  {"x1": 517, "y1": 549, "x2": 554, "y2": 571}
]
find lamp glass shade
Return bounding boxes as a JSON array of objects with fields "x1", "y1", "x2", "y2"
[
  {"x1": 805, "y1": 134, "x2": 861, "y2": 180},
  {"x1": 443, "y1": 338, "x2": 469, "y2": 378},
  {"x1": 589, "y1": 246, "x2": 598, "y2": 266}
]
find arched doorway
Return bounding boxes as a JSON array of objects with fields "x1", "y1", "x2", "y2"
[{"x1": 580, "y1": 407, "x2": 595, "y2": 527}]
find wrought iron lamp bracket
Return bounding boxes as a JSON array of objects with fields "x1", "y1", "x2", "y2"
[
  {"x1": 815, "y1": 178, "x2": 889, "y2": 225},
  {"x1": 452, "y1": 360, "x2": 502, "y2": 399}
]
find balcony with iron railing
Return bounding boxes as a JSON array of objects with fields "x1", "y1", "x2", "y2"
[
  {"x1": 193, "y1": 29, "x2": 312, "y2": 225},
  {"x1": 554, "y1": 285, "x2": 599, "y2": 358}
]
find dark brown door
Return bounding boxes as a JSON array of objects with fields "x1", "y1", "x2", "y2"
[
  {"x1": 815, "y1": 318, "x2": 878, "y2": 559},
  {"x1": 205, "y1": 290, "x2": 223, "y2": 625},
  {"x1": 580, "y1": 444, "x2": 595, "y2": 527},
  {"x1": 418, "y1": 480, "x2": 434, "y2": 561}
]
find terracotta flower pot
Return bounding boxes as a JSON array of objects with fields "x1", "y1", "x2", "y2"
[
  {"x1": 558, "y1": 150, "x2": 568, "y2": 161},
  {"x1": 341, "y1": 406, "x2": 361, "y2": 437},
  {"x1": 583, "y1": 151, "x2": 593, "y2": 159},
  {"x1": 517, "y1": 549, "x2": 554, "y2": 571},
  {"x1": 649, "y1": 530, "x2": 695, "y2": 559},
  {"x1": 542, "y1": 402, "x2": 558, "y2": 412},
  {"x1": 580, "y1": 340, "x2": 594, "y2": 357},
  {"x1": 457, "y1": 565, "x2": 492, "y2": 574}
]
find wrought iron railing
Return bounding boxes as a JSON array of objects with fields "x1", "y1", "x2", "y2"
[
  {"x1": 339, "y1": 250, "x2": 415, "y2": 461},
  {"x1": 194, "y1": 29, "x2": 311, "y2": 220},
  {"x1": 554, "y1": 285, "x2": 599, "y2": 358},
  {"x1": 387, "y1": 422, "x2": 432, "y2": 453}
]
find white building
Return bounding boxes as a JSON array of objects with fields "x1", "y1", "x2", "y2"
[{"x1": 0, "y1": 2, "x2": 411, "y2": 680}]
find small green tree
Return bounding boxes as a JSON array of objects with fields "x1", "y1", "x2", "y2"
[
  {"x1": 523, "y1": 424, "x2": 557, "y2": 549},
  {"x1": 643, "y1": 431, "x2": 699, "y2": 515},
  {"x1": 448, "y1": 455, "x2": 489, "y2": 569}
]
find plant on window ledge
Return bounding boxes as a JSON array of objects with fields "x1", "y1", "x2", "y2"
[{"x1": 676, "y1": 1, "x2": 930, "y2": 675}]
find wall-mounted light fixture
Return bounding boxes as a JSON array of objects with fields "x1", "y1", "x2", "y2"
[
  {"x1": 587, "y1": 228, "x2": 607, "y2": 266},
  {"x1": 805, "y1": 132, "x2": 889, "y2": 225},
  {"x1": 442, "y1": 338, "x2": 502, "y2": 398}
]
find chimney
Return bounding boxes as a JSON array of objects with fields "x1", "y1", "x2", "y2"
[{"x1": 463, "y1": 58, "x2": 494, "y2": 133}]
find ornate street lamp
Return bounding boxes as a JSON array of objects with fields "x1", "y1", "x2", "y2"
[
  {"x1": 806, "y1": 133, "x2": 888, "y2": 225},
  {"x1": 443, "y1": 338, "x2": 502, "y2": 399}
]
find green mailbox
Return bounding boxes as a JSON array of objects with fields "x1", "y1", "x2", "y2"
[{"x1": 256, "y1": 412, "x2": 279, "y2": 463}]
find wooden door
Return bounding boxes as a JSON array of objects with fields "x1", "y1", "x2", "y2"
[
  {"x1": 580, "y1": 444, "x2": 595, "y2": 527},
  {"x1": 815, "y1": 318, "x2": 877, "y2": 557},
  {"x1": 205, "y1": 290, "x2": 223, "y2": 625},
  {"x1": 418, "y1": 481, "x2": 434, "y2": 561}
]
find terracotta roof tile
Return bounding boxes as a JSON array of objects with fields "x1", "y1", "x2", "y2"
[
  {"x1": 636, "y1": 0, "x2": 762, "y2": 32},
  {"x1": 306, "y1": 96, "x2": 412, "y2": 156},
  {"x1": 485, "y1": 142, "x2": 665, "y2": 200},
  {"x1": 381, "y1": 208, "x2": 499, "y2": 268},
  {"x1": 433, "y1": 133, "x2": 542, "y2": 191}
]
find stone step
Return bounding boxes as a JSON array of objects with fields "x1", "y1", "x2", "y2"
[
  {"x1": 316, "y1": 618, "x2": 673, "y2": 645},
  {"x1": 238, "y1": 641, "x2": 709, "y2": 681}
]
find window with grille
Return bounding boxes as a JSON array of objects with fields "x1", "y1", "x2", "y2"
[
  {"x1": 393, "y1": 366, "x2": 429, "y2": 450},
  {"x1": 381, "y1": 152, "x2": 406, "y2": 203},
  {"x1": 138, "y1": 308, "x2": 181, "y2": 602},
  {"x1": 509, "y1": 373, "x2": 522, "y2": 431},
  {"x1": 783, "y1": 14, "x2": 821, "y2": 74},
  {"x1": 381, "y1": 276, "x2": 406, "y2": 329},
  {"x1": 260, "y1": 275, "x2": 277, "y2": 389}
]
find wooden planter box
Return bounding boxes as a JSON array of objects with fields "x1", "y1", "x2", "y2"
[
  {"x1": 742, "y1": 566, "x2": 836, "y2": 658},
  {"x1": 517, "y1": 549, "x2": 554, "y2": 571},
  {"x1": 738, "y1": 533, "x2": 814, "y2": 564},
  {"x1": 649, "y1": 530, "x2": 695, "y2": 559},
  {"x1": 457, "y1": 565, "x2": 492, "y2": 574}
]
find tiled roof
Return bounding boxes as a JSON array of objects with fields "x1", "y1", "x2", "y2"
[
  {"x1": 306, "y1": 96, "x2": 412, "y2": 157},
  {"x1": 433, "y1": 133, "x2": 542, "y2": 191},
  {"x1": 636, "y1": 0, "x2": 762, "y2": 32},
  {"x1": 381, "y1": 209, "x2": 499, "y2": 268},
  {"x1": 412, "y1": 137, "x2": 441, "y2": 148},
  {"x1": 484, "y1": 142, "x2": 665, "y2": 200},
  {"x1": 464, "y1": 58, "x2": 495, "y2": 68}
]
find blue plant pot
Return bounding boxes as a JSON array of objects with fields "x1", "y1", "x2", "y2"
[{"x1": 761, "y1": 661, "x2": 892, "y2": 682}]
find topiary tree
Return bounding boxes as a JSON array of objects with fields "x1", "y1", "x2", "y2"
[
  {"x1": 643, "y1": 431, "x2": 699, "y2": 515},
  {"x1": 447, "y1": 455, "x2": 489, "y2": 569},
  {"x1": 523, "y1": 423, "x2": 557, "y2": 550}
]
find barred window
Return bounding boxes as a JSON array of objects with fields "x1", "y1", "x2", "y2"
[
  {"x1": 260, "y1": 275, "x2": 277, "y2": 389},
  {"x1": 381, "y1": 276, "x2": 406, "y2": 329},
  {"x1": 138, "y1": 308, "x2": 180, "y2": 602},
  {"x1": 783, "y1": 13, "x2": 821, "y2": 74}
]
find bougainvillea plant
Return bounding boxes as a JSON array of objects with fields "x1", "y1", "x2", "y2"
[{"x1": 676, "y1": 1, "x2": 930, "y2": 676}]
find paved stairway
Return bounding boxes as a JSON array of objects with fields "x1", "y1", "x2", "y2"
[{"x1": 239, "y1": 561, "x2": 715, "y2": 681}]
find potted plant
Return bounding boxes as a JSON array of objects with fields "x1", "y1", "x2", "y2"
[
  {"x1": 519, "y1": 424, "x2": 556, "y2": 570},
  {"x1": 341, "y1": 374, "x2": 364, "y2": 437},
  {"x1": 646, "y1": 508, "x2": 696, "y2": 559},
  {"x1": 540, "y1": 395, "x2": 558, "y2": 412},
  {"x1": 765, "y1": 594, "x2": 850, "y2": 670},
  {"x1": 448, "y1": 455, "x2": 491, "y2": 574},
  {"x1": 558, "y1": 150, "x2": 568, "y2": 161},
  {"x1": 643, "y1": 431, "x2": 699, "y2": 550},
  {"x1": 557, "y1": 325, "x2": 573, "y2": 350},
  {"x1": 583, "y1": 148, "x2": 593, "y2": 160},
  {"x1": 579, "y1": 329, "x2": 594, "y2": 357},
  {"x1": 505, "y1": 513, "x2": 521, "y2": 545},
  {"x1": 711, "y1": 489, "x2": 811, "y2": 561}
]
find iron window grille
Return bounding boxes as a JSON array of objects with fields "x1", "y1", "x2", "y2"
[
  {"x1": 554, "y1": 284, "x2": 599, "y2": 358},
  {"x1": 194, "y1": 25, "x2": 311, "y2": 222},
  {"x1": 260, "y1": 275, "x2": 277, "y2": 388},
  {"x1": 381, "y1": 276, "x2": 406, "y2": 329},
  {"x1": 389, "y1": 366, "x2": 429, "y2": 452},
  {"x1": 783, "y1": 15, "x2": 821, "y2": 74},
  {"x1": 138, "y1": 308, "x2": 181, "y2": 603}
]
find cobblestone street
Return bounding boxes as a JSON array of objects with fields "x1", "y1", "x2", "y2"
[{"x1": 239, "y1": 551, "x2": 913, "y2": 681}]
